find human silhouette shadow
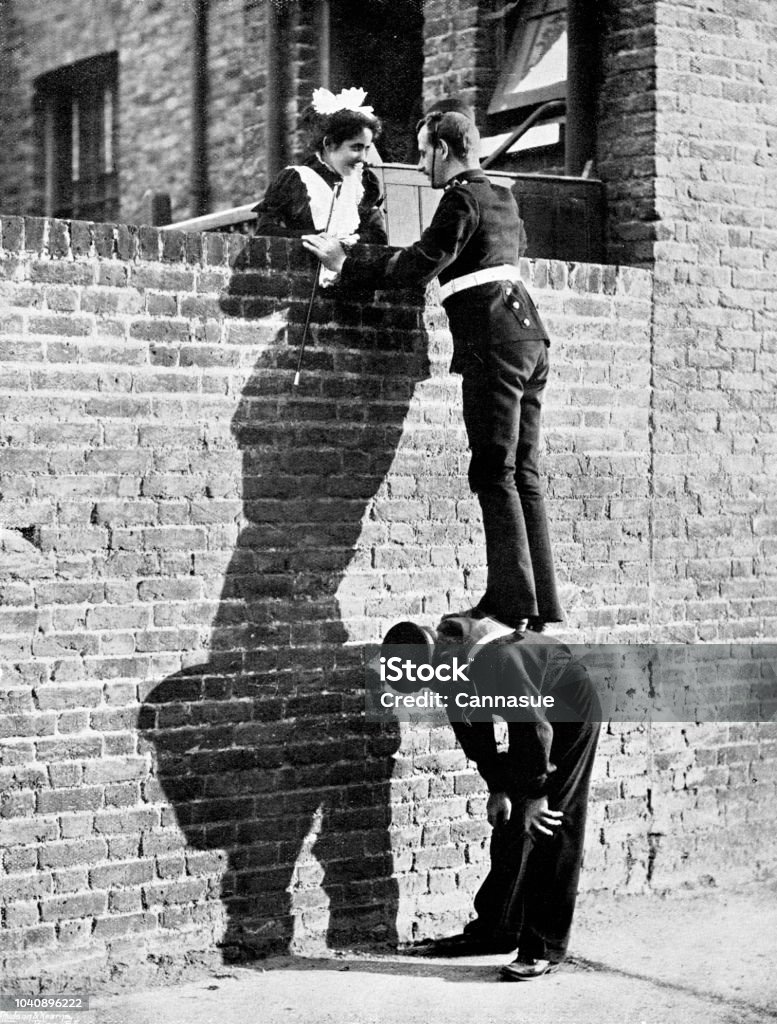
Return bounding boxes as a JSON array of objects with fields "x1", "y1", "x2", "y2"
[{"x1": 138, "y1": 235, "x2": 430, "y2": 962}]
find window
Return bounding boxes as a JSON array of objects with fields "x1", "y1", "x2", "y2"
[
  {"x1": 489, "y1": 0, "x2": 567, "y2": 116},
  {"x1": 34, "y1": 53, "x2": 118, "y2": 221},
  {"x1": 483, "y1": 0, "x2": 566, "y2": 169}
]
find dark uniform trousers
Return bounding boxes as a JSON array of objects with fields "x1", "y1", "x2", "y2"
[
  {"x1": 460, "y1": 338, "x2": 559, "y2": 627},
  {"x1": 464, "y1": 719, "x2": 599, "y2": 962}
]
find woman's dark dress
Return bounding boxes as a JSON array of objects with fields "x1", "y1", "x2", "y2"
[{"x1": 253, "y1": 154, "x2": 387, "y2": 244}]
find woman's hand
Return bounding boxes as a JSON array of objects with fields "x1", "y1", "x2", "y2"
[{"x1": 302, "y1": 233, "x2": 347, "y2": 273}]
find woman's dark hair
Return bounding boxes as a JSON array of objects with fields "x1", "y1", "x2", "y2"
[{"x1": 301, "y1": 106, "x2": 382, "y2": 153}]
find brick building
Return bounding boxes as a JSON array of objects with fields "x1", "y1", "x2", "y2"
[
  {"x1": 0, "y1": 0, "x2": 776, "y2": 995},
  {"x1": 0, "y1": 0, "x2": 658, "y2": 262}
]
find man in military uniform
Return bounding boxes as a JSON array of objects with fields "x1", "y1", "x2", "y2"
[
  {"x1": 304, "y1": 108, "x2": 562, "y2": 631},
  {"x1": 379, "y1": 615, "x2": 600, "y2": 979}
]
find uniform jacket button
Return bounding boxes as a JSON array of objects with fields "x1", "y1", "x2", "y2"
[{"x1": 522, "y1": 318, "x2": 531, "y2": 326}]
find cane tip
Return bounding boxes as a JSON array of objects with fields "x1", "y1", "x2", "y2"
[{"x1": 293, "y1": 371, "x2": 300, "y2": 387}]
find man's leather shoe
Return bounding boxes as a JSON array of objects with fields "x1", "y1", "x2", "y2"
[
  {"x1": 441, "y1": 608, "x2": 529, "y2": 632},
  {"x1": 499, "y1": 956, "x2": 554, "y2": 980},
  {"x1": 442, "y1": 607, "x2": 488, "y2": 621}
]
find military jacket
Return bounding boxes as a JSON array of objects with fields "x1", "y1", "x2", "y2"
[{"x1": 339, "y1": 169, "x2": 549, "y2": 371}]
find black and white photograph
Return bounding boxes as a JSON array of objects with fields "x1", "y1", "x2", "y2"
[{"x1": 0, "y1": 2, "x2": 775, "y2": 1022}]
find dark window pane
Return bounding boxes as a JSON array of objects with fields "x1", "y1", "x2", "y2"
[{"x1": 34, "y1": 52, "x2": 118, "y2": 221}]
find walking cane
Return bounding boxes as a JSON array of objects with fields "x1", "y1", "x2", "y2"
[{"x1": 293, "y1": 181, "x2": 342, "y2": 387}]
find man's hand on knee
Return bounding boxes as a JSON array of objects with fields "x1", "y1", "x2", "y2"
[{"x1": 523, "y1": 796, "x2": 563, "y2": 837}]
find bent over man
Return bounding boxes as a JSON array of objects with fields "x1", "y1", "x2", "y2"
[
  {"x1": 304, "y1": 109, "x2": 562, "y2": 632},
  {"x1": 381, "y1": 615, "x2": 600, "y2": 980}
]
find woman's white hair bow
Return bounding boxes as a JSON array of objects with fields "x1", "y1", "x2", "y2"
[{"x1": 311, "y1": 87, "x2": 374, "y2": 117}]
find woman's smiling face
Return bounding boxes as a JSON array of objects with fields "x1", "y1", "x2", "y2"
[{"x1": 322, "y1": 127, "x2": 373, "y2": 177}]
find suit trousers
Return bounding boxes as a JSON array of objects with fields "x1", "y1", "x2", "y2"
[
  {"x1": 461, "y1": 339, "x2": 562, "y2": 626},
  {"x1": 463, "y1": 721, "x2": 600, "y2": 962}
]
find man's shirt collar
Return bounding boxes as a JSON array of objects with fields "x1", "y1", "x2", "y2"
[{"x1": 444, "y1": 168, "x2": 488, "y2": 190}]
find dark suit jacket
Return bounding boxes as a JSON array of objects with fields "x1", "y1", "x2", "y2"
[{"x1": 436, "y1": 615, "x2": 597, "y2": 798}]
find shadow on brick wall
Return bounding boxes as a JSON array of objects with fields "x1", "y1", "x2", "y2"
[{"x1": 138, "y1": 237, "x2": 430, "y2": 961}]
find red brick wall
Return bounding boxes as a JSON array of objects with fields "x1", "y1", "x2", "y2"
[{"x1": 1, "y1": 215, "x2": 776, "y2": 989}]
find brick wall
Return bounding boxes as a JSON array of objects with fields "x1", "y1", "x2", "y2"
[
  {"x1": 0, "y1": 1, "x2": 120, "y2": 217},
  {"x1": 201, "y1": 0, "x2": 262, "y2": 213},
  {"x1": 421, "y1": 1, "x2": 494, "y2": 126},
  {"x1": 418, "y1": 0, "x2": 777, "y2": 639},
  {"x1": 0, "y1": 0, "x2": 268, "y2": 225},
  {"x1": 648, "y1": 0, "x2": 777, "y2": 640},
  {"x1": 1, "y1": 215, "x2": 776, "y2": 990},
  {"x1": 3, "y1": 0, "x2": 766, "y2": 274},
  {"x1": 283, "y1": 2, "x2": 318, "y2": 164},
  {"x1": 596, "y1": 0, "x2": 659, "y2": 266},
  {"x1": 417, "y1": 0, "x2": 660, "y2": 261}
]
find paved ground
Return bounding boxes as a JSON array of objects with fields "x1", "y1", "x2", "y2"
[{"x1": 4, "y1": 883, "x2": 777, "y2": 1024}]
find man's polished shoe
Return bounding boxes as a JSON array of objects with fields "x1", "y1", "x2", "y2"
[
  {"x1": 406, "y1": 932, "x2": 517, "y2": 957},
  {"x1": 499, "y1": 956, "x2": 554, "y2": 980},
  {"x1": 443, "y1": 607, "x2": 529, "y2": 632},
  {"x1": 441, "y1": 606, "x2": 489, "y2": 621}
]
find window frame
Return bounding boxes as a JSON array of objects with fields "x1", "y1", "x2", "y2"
[
  {"x1": 488, "y1": 0, "x2": 567, "y2": 118},
  {"x1": 33, "y1": 52, "x2": 119, "y2": 221}
]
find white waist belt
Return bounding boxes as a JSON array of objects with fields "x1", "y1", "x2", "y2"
[{"x1": 438, "y1": 264, "x2": 521, "y2": 302}]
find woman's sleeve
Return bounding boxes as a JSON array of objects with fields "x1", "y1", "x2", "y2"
[
  {"x1": 356, "y1": 168, "x2": 388, "y2": 246},
  {"x1": 252, "y1": 168, "x2": 313, "y2": 237}
]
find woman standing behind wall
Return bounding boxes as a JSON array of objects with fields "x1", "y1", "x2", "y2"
[{"x1": 253, "y1": 86, "x2": 387, "y2": 246}]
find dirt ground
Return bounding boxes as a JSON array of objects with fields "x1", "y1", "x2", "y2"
[{"x1": 4, "y1": 883, "x2": 776, "y2": 1024}]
